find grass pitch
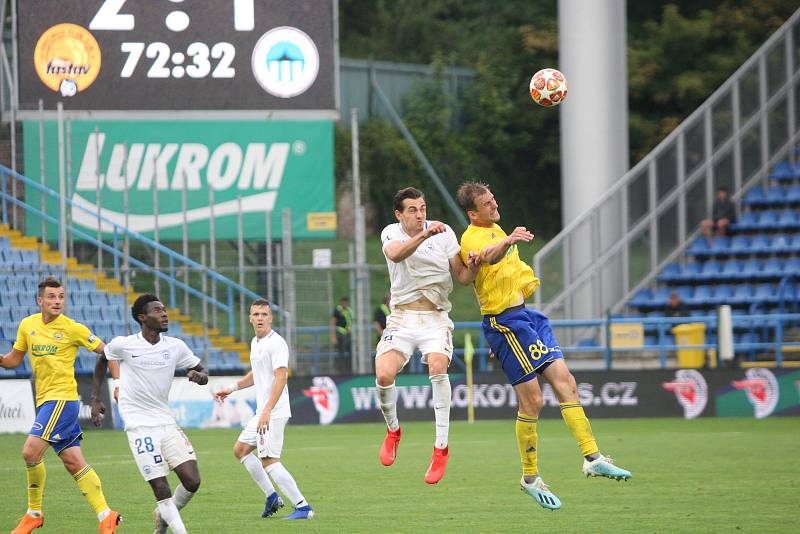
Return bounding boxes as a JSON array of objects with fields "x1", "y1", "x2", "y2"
[{"x1": 1, "y1": 417, "x2": 797, "y2": 533}]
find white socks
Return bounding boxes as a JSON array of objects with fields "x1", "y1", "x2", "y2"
[
  {"x1": 377, "y1": 380, "x2": 399, "y2": 431},
  {"x1": 172, "y1": 484, "x2": 195, "y2": 509},
  {"x1": 430, "y1": 374, "x2": 451, "y2": 449},
  {"x1": 157, "y1": 498, "x2": 188, "y2": 534},
  {"x1": 241, "y1": 454, "x2": 277, "y2": 495},
  {"x1": 266, "y1": 462, "x2": 308, "y2": 509}
]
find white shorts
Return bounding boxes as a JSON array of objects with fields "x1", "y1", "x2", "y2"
[
  {"x1": 237, "y1": 414, "x2": 289, "y2": 459},
  {"x1": 375, "y1": 309, "x2": 454, "y2": 365},
  {"x1": 126, "y1": 424, "x2": 196, "y2": 481}
]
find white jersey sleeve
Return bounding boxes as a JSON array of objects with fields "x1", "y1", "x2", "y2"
[
  {"x1": 442, "y1": 224, "x2": 460, "y2": 257},
  {"x1": 271, "y1": 336, "x2": 290, "y2": 370},
  {"x1": 381, "y1": 224, "x2": 401, "y2": 255},
  {"x1": 104, "y1": 336, "x2": 126, "y2": 361},
  {"x1": 174, "y1": 339, "x2": 201, "y2": 370}
]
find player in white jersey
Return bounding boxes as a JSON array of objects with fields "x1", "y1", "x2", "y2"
[
  {"x1": 214, "y1": 299, "x2": 314, "y2": 520},
  {"x1": 376, "y1": 187, "x2": 480, "y2": 485},
  {"x1": 90, "y1": 294, "x2": 208, "y2": 534}
]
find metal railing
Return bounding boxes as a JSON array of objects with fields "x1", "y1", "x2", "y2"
[
  {"x1": 534, "y1": 8, "x2": 800, "y2": 322},
  {"x1": 0, "y1": 164, "x2": 270, "y2": 337}
]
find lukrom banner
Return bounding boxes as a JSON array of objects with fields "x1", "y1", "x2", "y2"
[{"x1": 22, "y1": 119, "x2": 334, "y2": 240}]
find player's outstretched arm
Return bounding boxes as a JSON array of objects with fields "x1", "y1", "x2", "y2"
[
  {"x1": 449, "y1": 251, "x2": 481, "y2": 285},
  {"x1": 384, "y1": 221, "x2": 447, "y2": 263},
  {"x1": 90, "y1": 352, "x2": 110, "y2": 427},
  {"x1": 186, "y1": 363, "x2": 209, "y2": 385},
  {"x1": 480, "y1": 226, "x2": 534, "y2": 264},
  {"x1": 215, "y1": 370, "x2": 255, "y2": 401},
  {"x1": 0, "y1": 348, "x2": 25, "y2": 369}
]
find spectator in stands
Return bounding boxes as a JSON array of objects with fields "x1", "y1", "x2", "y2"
[
  {"x1": 664, "y1": 291, "x2": 689, "y2": 318},
  {"x1": 373, "y1": 293, "x2": 390, "y2": 342},
  {"x1": 329, "y1": 296, "x2": 353, "y2": 359},
  {"x1": 701, "y1": 185, "x2": 737, "y2": 242}
]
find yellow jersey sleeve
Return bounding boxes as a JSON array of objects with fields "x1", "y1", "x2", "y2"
[
  {"x1": 460, "y1": 224, "x2": 540, "y2": 315},
  {"x1": 12, "y1": 317, "x2": 30, "y2": 353},
  {"x1": 69, "y1": 320, "x2": 102, "y2": 352}
]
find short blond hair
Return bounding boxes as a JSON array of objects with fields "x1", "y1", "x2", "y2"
[{"x1": 456, "y1": 181, "x2": 490, "y2": 212}]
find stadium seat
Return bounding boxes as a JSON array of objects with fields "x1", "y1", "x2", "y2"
[
  {"x1": 710, "y1": 284, "x2": 733, "y2": 305},
  {"x1": 729, "y1": 235, "x2": 750, "y2": 255},
  {"x1": 771, "y1": 234, "x2": 792, "y2": 254},
  {"x1": 765, "y1": 185, "x2": 786, "y2": 206},
  {"x1": 719, "y1": 259, "x2": 742, "y2": 281},
  {"x1": 748, "y1": 234, "x2": 771, "y2": 255},
  {"x1": 777, "y1": 209, "x2": 798, "y2": 229},
  {"x1": 675, "y1": 286, "x2": 694, "y2": 301},
  {"x1": 657, "y1": 262, "x2": 681, "y2": 283},
  {"x1": 786, "y1": 184, "x2": 800, "y2": 204},
  {"x1": 756, "y1": 210, "x2": 778, "y2": 229},
  {"x1": 629, "y1": 288, "x2": 652, "y2": 309},
  {"x1": 762, "y1": 258, "x2": 783, "y2": 278},
  {"x1": 687, "y1": 285, "x2": 712, "y2": 307},
  {"x1": 768, "y1": 160, "x2": 799, "y2": 181},
  {"x1": 730, "y1": 210, "x2": 757, "y2": 232},
  {"x1": 698, "y1": 260, "x2": 722, "y2": 281},
  {"x1": 676, "y1": 262, "x2": 702, "y2": 283},
  {"x1": 708, "y1": 236, "x2": 731, "y2": 256},
  {"x1": 742, "y1": 186, "x2": 766, "y2": 206},
  {"x1": 730, "y1": 284, "x2": 754, "y2": 306},
  {"x1": 791, "y1": 234, "x2": 800, "y2": 253},
  {"x1": 783, "y1": 257, "x2": 800, "y2": 275},
  {"x1": 686, "y1": 237, "x2": 710, "y2": 257},
  {"x1": 753, "y1": 284, "x2": 777, "y2": 305}
]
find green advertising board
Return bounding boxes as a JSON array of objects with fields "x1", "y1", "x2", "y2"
[{"x1": 22, "y1": 120, "x2": 334, "y2": 240}]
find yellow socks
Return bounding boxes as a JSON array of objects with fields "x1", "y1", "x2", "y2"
[
  {"x1": 559, "y1": 402, "x2": 599, "y2": 457},
  {"x1": 515, "y1": 412, "x2": 538, "y2": 476},
  {"x1": 26, "y1": 461, "x2": 46, "y2": 513},
  {"x1": 73, "y1": 465, "x2": 109, "y2": 515}
]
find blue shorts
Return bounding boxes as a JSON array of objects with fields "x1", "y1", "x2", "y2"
[
  {"x1": 30, "y1": 400, "x2": 83, "y2": 454},
  {"x1": 482, "y1": 306, "x2": 564, "y2": 385}
]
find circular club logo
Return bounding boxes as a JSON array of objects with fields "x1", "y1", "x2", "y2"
[
  {"x1": 251, "y1": 26, "x2": 319, "y2": 98},
  {"x1": 34, "y1": 23, "x2": 101, "y2": 96},
  {"x1": 662, "y1": 369, "x2": 708, "y2": 419},
  {"x1": 732, "y1": 368, "x2": 779, "y2": 419}
]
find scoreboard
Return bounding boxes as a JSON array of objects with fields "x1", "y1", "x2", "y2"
[{"x1": 17, "y1": 0, "x2": 338, "y2": 112}]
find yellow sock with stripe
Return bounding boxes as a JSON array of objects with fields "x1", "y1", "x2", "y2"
[
  {"x1": 515, "y1": 412, "x2": 538, "y2": 476},
  {"x1": 73, "y1": 465, "x2": 109, "y2": 517},
  {"x1": 26, "y1": 461, "x2": 46, "y2": 514},
  {"x1": 559, "y1": 402, "x2": 600, "y2": 457}
]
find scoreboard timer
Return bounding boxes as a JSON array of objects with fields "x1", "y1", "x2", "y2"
[{"x1": 18, "y1": 0, "x2": 337, "y2": 112}]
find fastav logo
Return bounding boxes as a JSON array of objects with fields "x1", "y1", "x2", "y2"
[
  {"x1": 731, "y1": 368, "x2": 779, "y2": 419},
  {"x1": 34, "y1": 23, "x2": 101, "y2": 95},
  {"x1": 662, "y1": 369, "x2": 708, "y2": 419},
  {"x1": 303, "y1": 376, "x2": 339, "y2": 425},
  {"x1": 251, "y1": 26, "x2": 319, "y2": 98}
]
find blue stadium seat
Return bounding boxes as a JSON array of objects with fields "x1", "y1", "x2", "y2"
[
  {"x1": 730, "y1": 210, "x2": 758, "y2": 232},
  {"x1": 730, "y1": 284, "x2": 754, "y2": 306},
  {"x1": 657, "y1": 262, "x2": 681, "y2": 283},
  {"x1": 771, "y1": 234, "x2": 792, "y2": 254},
  {"x1": 675, "y1": 286, "x2": 694, "y2": 301},
  {"x1": 710, "y1": 284, "x2": 733, "y2": 305},
  {"x1": 676, "y1": 262, "x2": 702, "y2": 283},
  {"x1": 729, "y1": 235, "x2": 750, "y2": 255},
  {"x1": 699, "y1": 260, "x2": 722, "y2": 281},
  {"x1": 742, "y1": 187, "x2": 766, "y2": 206},
  {"x1": 629, "y1": 288, "x2": 652, "y2": 309},
  {"x1": 687, "y1": 285, "x2": 712, "y2": 307},
  {"x1": 686, "y1": 238, "x2": 710, "y2": 257},
  {"x1": 777, "y1": 209, "x2": 798, "y2": 230},
  {"x1": 786, "y1": 184, "x2": 800, "y2": 204},
  {"x1": 708, "y1": 236, "x2": 731, "y2": 256},
  {"x1": 791, "y1": 234, "x2": 800, "y2": 253},
  {"x1": 749, "y1": 234, "x2": 771, "y2": 255},
  {"x1": 756, "y1": 210, "x2": 778, "y2": 229},
  {"x1": 753, "y1": 284, "x2": 777, "y2": 305},
  {"x1": 650, "y1": 287, "x2": 670, "y2": 308},
  {"x1": 720, "y1": 259, "x2": 742, "y2": 281},
  {"x1": 784, "y1": 257, "x2": 800, "y2": 275},
  {"x1": 769, "y1": 160, "x2": 800, "y2": 181},
  {"x1": 762, "y1": 258, "x2": 784, "y2": 278},
  {"x1": 765, "y1": 185, "x2": 787, "y2": 206}
]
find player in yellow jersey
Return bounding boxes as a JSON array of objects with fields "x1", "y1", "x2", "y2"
[
  {"x1": 456, "y1": 182, "x2": 631, "y2": 511},
  {"x1": 0, "y1": 277, "x2": 121, "y2": 533}
]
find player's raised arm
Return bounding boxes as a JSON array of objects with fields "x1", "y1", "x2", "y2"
[
  {"x1": 384, "y1": 220, "x2": 446, "y2": 263},
  {"x1": 479, "y1": 226, "x2": 534, "y2": 265},
  {"x1": 450, "y1": 251, "x2": 481, "y2": 285},
  {"x1": 215, "y1": 370, "x2": 255, "y2": 401}
]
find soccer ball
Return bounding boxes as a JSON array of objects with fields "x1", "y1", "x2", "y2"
[{"x1": 529, "y1": 68, "x2": 568, "y2": 107}]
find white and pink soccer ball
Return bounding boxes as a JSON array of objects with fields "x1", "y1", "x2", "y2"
[{"x1": 529, "y1": 68, "x2": 568, "y2": 107}]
